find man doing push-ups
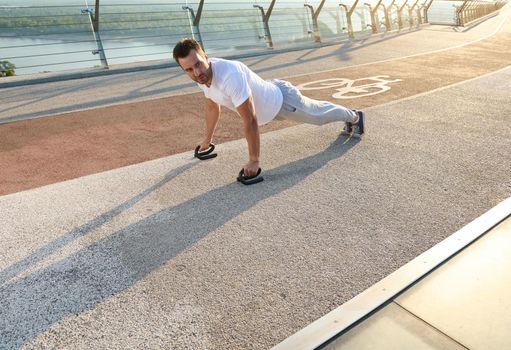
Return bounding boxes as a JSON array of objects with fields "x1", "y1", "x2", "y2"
[{"x1": 173, "y1": 38, "x2": 364, "y2": 179}]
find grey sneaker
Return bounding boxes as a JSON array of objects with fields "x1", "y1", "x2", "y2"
[{"x1": 343, "y1": 110, "x2": 365, "y2": 136}]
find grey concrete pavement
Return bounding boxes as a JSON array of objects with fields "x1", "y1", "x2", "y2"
[
  {"x1": 1, "y1": 63, "x2": 510, "y2": 349},
  {"x1": 274, "y1": 198, "x2": 511, "y2": 350},
  {"x1": 317, "y1": 210, "x2": 511, "y2": 350},
  {"x1": 0, "y1": 9, "x2": 508, "y2": 124}
]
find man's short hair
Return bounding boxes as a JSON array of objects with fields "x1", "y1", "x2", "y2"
[{"x1": 173, "y1": 38, "x2": 205, "y2": 65}]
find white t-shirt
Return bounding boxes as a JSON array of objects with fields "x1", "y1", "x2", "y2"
[{"x1": 198, "y1": 57, "x2": 283, "y2": 126}]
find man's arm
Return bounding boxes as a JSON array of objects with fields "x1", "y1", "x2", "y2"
[
  {"x1": 200, "y1": 98, "x2": 221, "y2": 150},
  {"x1": 236, "y1": 95, "x2": 260, "y2": 177}
]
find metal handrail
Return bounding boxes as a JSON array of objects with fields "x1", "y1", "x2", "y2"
[
  {"x1": 390, "y1": 2, "x2": 400, "y2": 28},
  {"x1": 423, "y1": 0, "x2": 435, "y2": 23},
  {"x1": 303, "y1": 0, "x2": 326, "y2": 43},
  {"x1": 456, "y1": 0, "x2": 471, "y2": 25},
  {"x1": 182, "y1": 1, "x2": 205, "y2": 50},
  {"x1": 339, "y1": 0, "x2": 362, "y2": 38},
  {"x1": 82, "y1": 1, "x2": 108, "y2": 68},
  {"x1": 1, "y1": 0, "x2": 437, "y2": 76},
  {"x1": 383, "y1": 0, "x2": 396, "y2": 30},
  {"x1": 417, "y1": 1, "x2": 426, "y2": 24},
  {"x1": 253, "y1": 0, "x2": 277, "y2": 49},
  {"x1": 368, "y1": 0, "x2": 385, "y2": 33},
  {"x1": 409, "y1": 0, "x2": 420, "y2": 27},
  {"x1": 398, "y1": 0, "x2": 410, "y2": 29},
  {"x1": 455, "y1": 0, "x2": 503, "y2": 26}
]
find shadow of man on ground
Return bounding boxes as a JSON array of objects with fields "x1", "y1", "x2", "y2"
[{"x1": 0, "y1": 135, "x2": 359, "y2": 348}]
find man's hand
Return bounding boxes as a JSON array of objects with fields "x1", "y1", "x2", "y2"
[{"x1": 243, "y1": 160, "x2": 260, "y2": 177}]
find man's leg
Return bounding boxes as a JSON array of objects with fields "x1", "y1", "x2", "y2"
[{"x1": 273, "y1": 79, "x2": 358, "y2": 125}]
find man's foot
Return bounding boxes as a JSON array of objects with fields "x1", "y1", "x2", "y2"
[{"x1": 343, "y1": 110, "x2": 365, "y2": 136}]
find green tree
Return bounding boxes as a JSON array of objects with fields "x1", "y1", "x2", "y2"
[{"x1": 0, "y1": 60, "x2": 16, "y2": 77}]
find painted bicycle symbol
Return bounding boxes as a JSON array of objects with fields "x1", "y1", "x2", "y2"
[{"x1": 296, "y1": 75, "x2": 402, "y2": 99}]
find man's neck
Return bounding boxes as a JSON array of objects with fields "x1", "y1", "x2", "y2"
[{"x1": 205, "y1": 61, "x2": 213, "y2": 88}]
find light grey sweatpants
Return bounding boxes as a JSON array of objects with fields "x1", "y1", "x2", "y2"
[{"x1": 271, "y1": 79, "x2": 357, "y2": 125}]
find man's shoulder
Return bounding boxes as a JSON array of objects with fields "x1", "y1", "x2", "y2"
[
  {"x1": 211, "y1": 57, "x2": 244, "y2": 71},
  {"x1": 212, "y1": 58, "x2": 247, "y2": 85}
]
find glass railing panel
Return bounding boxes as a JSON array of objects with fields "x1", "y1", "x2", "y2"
[
  {"x1": 98, "y1": 1, "x2": 190, "y2": 66},
  {"x1": 0, "y1": 1, "x2": 98, "y2": 74}
]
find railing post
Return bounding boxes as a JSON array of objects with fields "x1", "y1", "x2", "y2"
[
  {"x1": 254, "y1": 0, "x2": 277, "y2": 49},
  {"x1": 339, "y1": 4, "x2": 351, "y2": 37},
  {"x1": 456, "y1": 0, "x2": 471, "y2": 26},
  {"x1": 391, "y1": 3, "x2": 399, "y2": 28},
  {"x1": 466, "y1": 1, "x2": 478, "y2": 22},
  {"x1": 379, "y1": 4, "x2": 390, "y2": 31},
  {"x1": 340, "y1": 0, "x2": 361, "y2": 39},
  {"x1": 384, "y1": 0, "x2": 396, "y2": 30},
  {"x1": 398, "y1": 0, "x2": 409, "y2": 29},
  {"x1": 183, "y1": 0, "x2": 205, "y2": 49},
  {"x1": 81, "y1": 0, "x2": 108, "y2": 69},
  {"x1": 423, "y1": 0, "x2": 434, "y2": 23},
  {"x1": 364, "y1": 3, "x2": 375, "y2": 33},
  {"x1": 464, "y1": 0, "x2": 474, "y2": 22},
  {"x1": 473, "y1": 1, "x2": 480, "y2": 21},
  {"x1": 368, "y1": 0, "x2": 384, "y2": 33},
  {"x1": 304, "y1": 5, "x2": 320, "y2": 42},
  {"x1": 409, "y1": 0, "x2": 419, "y2": 27},
  {"x1": 417, "y1": 1, "x2": 424, "y2": 24},
  {"x1": 407, "y1": 4, "x2": 413, "y2": 27},
  {"x1": 304, "y1": 0, "x2": 327, "y2": 43}
]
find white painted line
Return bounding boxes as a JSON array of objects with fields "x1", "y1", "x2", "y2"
[
  {"x1": 272, "y1": 197, "x2": 511, "y2": 350},
  {"x1": 296, "y1": 75, "x2": 402, "y2": 99}
]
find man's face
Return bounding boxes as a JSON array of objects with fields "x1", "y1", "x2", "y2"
[{"x1": 178, "y1": 49, "x2": 211, "y2": 86}]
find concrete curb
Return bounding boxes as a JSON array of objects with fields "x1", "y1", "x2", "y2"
[{"x1": 272, "y1": 197, "x2": 511, "y2": 350}]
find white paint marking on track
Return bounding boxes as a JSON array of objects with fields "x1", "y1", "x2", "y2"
[{"x1": 296, "y1": 75, "x2": 402, "y2": 99}]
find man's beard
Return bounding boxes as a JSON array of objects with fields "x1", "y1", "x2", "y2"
[{"x1": 197, "y1": 74, "x2": 208, "y2": 84}]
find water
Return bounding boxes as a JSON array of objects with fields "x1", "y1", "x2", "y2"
[{"x1": 0, "y1": 0, "x2": 387, "y2": 75}]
